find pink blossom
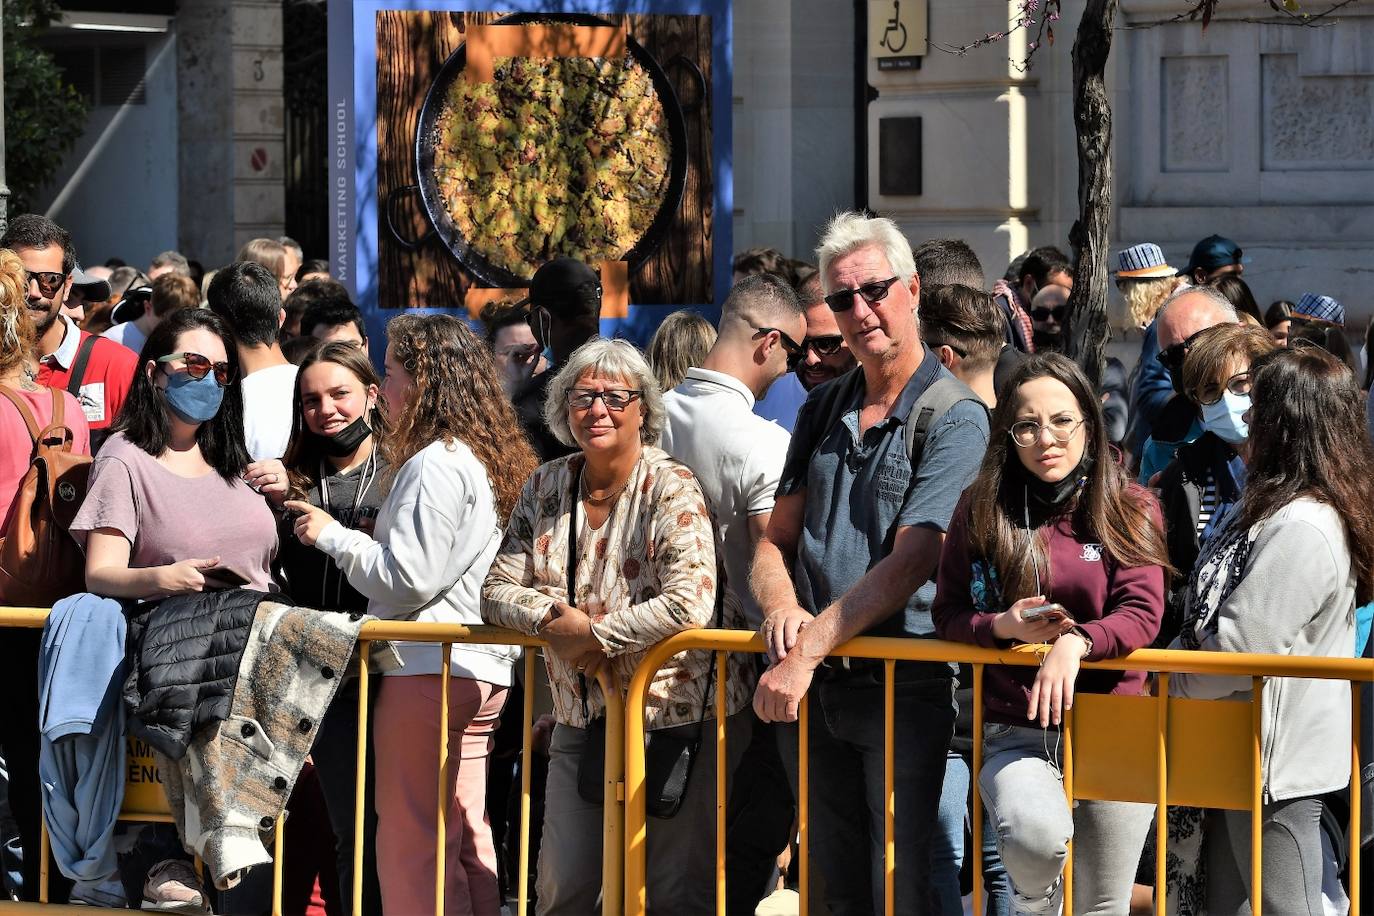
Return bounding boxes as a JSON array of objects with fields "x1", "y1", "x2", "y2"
[{"x1": 1049, "y1": 10, "x2": 1060, "y2": 20}]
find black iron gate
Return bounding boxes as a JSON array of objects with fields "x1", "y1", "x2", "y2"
[{"x1": 283, "y1": 0, "x2": 328, "y2": 261}]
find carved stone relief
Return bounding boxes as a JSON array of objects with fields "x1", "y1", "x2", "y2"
[
  {"x1": 1262, "y1": 54, "x2": 1374, "y2": 170},
  {"x1": 1162, "y1": 56, "x2": 1230, "y2": 172}
]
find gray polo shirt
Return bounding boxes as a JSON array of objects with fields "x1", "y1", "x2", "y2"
[{"x1": 777, "y1": 348, "x2": 989, "y2": 639}]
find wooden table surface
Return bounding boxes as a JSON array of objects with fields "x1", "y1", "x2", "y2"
[{"x1": 375, "y1": 11, "x2": 715, "y2": 314}]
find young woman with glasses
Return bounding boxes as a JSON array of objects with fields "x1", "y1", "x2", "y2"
[
  {"x1": 933, "y1": 352, "x2": 1170, "y2": 915},
  {"x1": 287, "y1": 314, "x2": 537, "y2": 915},
  {"x1": 483, "y1": 338, "x2": 753, "y2": 915}
]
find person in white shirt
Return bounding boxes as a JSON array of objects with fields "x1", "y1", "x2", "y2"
[
  {"x1": 102, "y1": 274, "x2": 199, "y2": 357},
  {"x1": 288, "y1": 314, "x2": 539, "y2": 916},
  {"x1": 659, "y1": 272, "x2": 805, "y2": 915},
  {"x1": 207, "y1": 261, "x2": 299, "y2": 460}
]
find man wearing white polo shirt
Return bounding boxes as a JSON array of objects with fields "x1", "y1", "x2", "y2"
[{"x1": 660, "y1": 272, "x2": 805, "y2": 915}]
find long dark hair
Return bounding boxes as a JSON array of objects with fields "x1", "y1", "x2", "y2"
[
  {"x1": 111, "y1": 308, "x2": 249, "y2": 479},
  {"x1": 282, "y1": 341, "x2": 389, "y2": 500},
  {"x1": 966, "y1": 353, "x2": 1170, "y2": 601},
  {"x1": 384, "y1": 314, "x2": 538, "y2": 521},
  {"x1": 1239, "y1": 346, "x2": 1374, "y2": 603}
]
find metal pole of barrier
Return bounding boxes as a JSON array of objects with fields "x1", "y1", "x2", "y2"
[
  {"x1": 1352, "y1": 681, "x2": 1362, "y2": 916},
  {"x1": 715, "y1": 651, "x2": 727, "y2": 916},
  {"x1": 38, "y1": 819, "x2": 49, "y2": 904},
  {"x1": 971, "y1": 663, "x2": 985, "y2": 916},
  {"x1": 1062, "y1": 701, "x2": 1075, "y2": 916},
  {"x1": 799, "y1": 693, "x2": 809, "y2": 916},
  {"x1": 1251, "y1": 677, "x2": 1264, "y2": 916},
  {"x1": 436, "y1": 647, "x2": 452, "y2": 916},
  {"x1": 1156, "y1": 674, "x2": 1169, "y2": 916},
  {"x1": 352, "y1": 641, "x2": 371, "y2": 916},
  {"x1": 599, "y1": 665, "x2": 624, "y2": 916},
  {"x1": 272, "y1": 816, "x2": 285, "y2": 916},
  {"x1": 883, "y1": 658, "x2": 895, "y2": 915},
  {"x1": 517, "y1": 650, "x2": 535, "y2": 916}
]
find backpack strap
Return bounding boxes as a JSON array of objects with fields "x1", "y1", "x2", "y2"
[
  {"x1": 903, "y1": 375, "x2": 989, "y2": 469},
  {"x1": 66, "y1": 334, "x2": 98, "y2": 396},
  {"x1": 0, "y1": 385, "x2": 42, "y2": 444}
]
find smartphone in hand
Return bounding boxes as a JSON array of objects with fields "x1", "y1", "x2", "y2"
[
  {"x1": 203, "y1": 566, "x2": 250, "y2": 588},
  {"x1": 1020, "y1": 602, "x2": 1068, "y2": 622}
]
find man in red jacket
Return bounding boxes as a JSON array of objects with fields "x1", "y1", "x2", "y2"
[{"x1": 2, "y1": 214, "x2": 138, "y2": 450}]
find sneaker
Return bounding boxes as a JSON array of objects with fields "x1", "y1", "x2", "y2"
[
  {"x1": 141, "y1": 858, "x2": 211, "y2": 914},
  {"x1": 71, "y1": 874, "x2": 128, "y2": 907}
]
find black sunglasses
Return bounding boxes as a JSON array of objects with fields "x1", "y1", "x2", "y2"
[
  {"x1": 158, "y1": 351, "x2": 236, "y2": 387},
  {"x1": 823, "y1": 276, "x2": 900, "y2": 313},
  {"x1": 1155, "y1": 328, "x2": 1208, "y2": 373},
  {"x1": 801, "y1": 334, "x2": 846, "y2": 358},
  {"x1": 754, "y1": 327, "x2": 805, "y2": 370},
  {"x1": 25, "y1": 269, "x2": 67, "y2": 298},
  {"x1": 1031, "y1": 306, "x2": 1067, "y2": 322}
]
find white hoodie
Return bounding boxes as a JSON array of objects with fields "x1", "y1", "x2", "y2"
[{"x1": 316, "y1": 438, "x2": 516, "y2": 684}]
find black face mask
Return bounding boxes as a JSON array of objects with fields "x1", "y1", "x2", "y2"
[
  {"x1": 1008, "y1": 451, "x2": 1094, "y2": 523},
  {"x1": 312, "y1": 414, "x2": 372, "y2": 458}
]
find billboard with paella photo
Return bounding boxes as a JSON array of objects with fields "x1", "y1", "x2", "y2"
[{"x1": 327, "y1": 0, "x2": 732, "y2": 344}]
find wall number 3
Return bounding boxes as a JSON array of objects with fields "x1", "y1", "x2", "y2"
[{"x1": 253, "y1": 57, "x2": 265, "y2": 82}]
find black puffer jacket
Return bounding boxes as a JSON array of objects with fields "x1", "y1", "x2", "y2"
[{"x1": 123, "y1": 589, "x2": 289, "y2": 760}]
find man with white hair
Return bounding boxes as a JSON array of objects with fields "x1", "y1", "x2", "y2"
[
  {"x1": 750, "y1": 212, "x2": 990, "y2": 913},
  {"x1": 1137, "y1": 285, "x2": 1239, "y2": 483}
]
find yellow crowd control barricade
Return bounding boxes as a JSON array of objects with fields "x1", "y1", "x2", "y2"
[
  {"x1": 623, "y1": 629, "x2": 1372, "y2": 916},
  {"x1": 0, "y1": 610, "x2": 624, "y2": 916}
]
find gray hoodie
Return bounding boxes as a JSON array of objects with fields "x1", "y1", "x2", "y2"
[{"x1": 1171, "y1": 498, "x2": 1356, "y2": 802}]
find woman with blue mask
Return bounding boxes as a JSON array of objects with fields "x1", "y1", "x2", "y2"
[{"x1": 1151, "y1": 323, "x2": 1275, "y2": 650}]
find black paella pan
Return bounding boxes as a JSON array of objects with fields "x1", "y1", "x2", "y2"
[{"x1": 385, "y1": 12, "x2": 693, "y2": 289}]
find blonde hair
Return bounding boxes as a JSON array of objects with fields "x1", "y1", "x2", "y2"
[
  {"x1": 236, "y1": 238, "x2": 288, "y2": 281},
  {"x1": 1121, "y1": 275, "x2": 1180, "y2": 329},
  {"x1": 815, "y1": 212, "x2": 917, "y2": 292},
  {"x1": 0, "y1": 249, "x2": 35, "y2": 378},
  {"x1": 646, "y1": 311, "x2": 716, "y2": 392}
]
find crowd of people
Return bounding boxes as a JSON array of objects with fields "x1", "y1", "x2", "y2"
[{"x1": 0, "y1": 208, "x2": 1369, "y2": 916}]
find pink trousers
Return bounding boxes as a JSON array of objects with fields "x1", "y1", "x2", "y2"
[{"x1": 373, "y1": 674, "x2": 509, "y2": 916}]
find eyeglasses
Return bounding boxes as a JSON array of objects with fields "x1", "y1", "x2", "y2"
[
  {"x1": 1193, "y1": 371, "x2": 1252, "y2": 406},
  {"x1": 823, "y1": 276, "x2": 901, "y2": 313},
  {"x1": 1009, "y1": 415, "x2": 1085, "y2": 448},
  {"x1": 25, "y1": 270, "x2": 67, "y2": 298},
  {"x1": 753, "y1": 327, "x2": 805, "y2": 370},
  {"x1": 1155, "y1": 328, "x2": 1208, "y2": 375},
  {"x1": 567, "y1": 388, "x2": 642, "y2": 411},
  {"x1": 1031, "y1": 306, "x2": 1067, "y2": 322},
  {"x1": 801, "y1": 334, "x2": 846, "y2": 358},
  {"x1": 157, "y1": 352, "x2": 236, "y2": 387}
]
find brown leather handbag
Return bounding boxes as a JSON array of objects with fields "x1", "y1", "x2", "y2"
[{"x1": 0, "y1": 386, "x2": 92, "y2": 606}]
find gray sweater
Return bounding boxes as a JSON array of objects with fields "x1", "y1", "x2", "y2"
[{"x1": 1171, "y1": 498, "x2": 1356, "y2": 802}]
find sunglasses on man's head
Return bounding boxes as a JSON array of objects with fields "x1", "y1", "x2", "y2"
[
  {"x1": 823, "y1": 276, "x2": 901, "y2": 313},
  {"x1": 157, "y1": 352, "x2": 236, "y2": 387},
  {"x1": 1031, "y1": 306, "x2": 1067, "y2": 322},
  {"x1": 25, "y1": 270, "x2": 66, "y2": 298}
]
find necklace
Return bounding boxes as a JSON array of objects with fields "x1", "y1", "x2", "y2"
[{"x1": 579, "y1": 472, "x2": 629, "y2": 506}]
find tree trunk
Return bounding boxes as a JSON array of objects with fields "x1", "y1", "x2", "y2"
[{"x1": 1063, "y1": 0, "x2": 1117, "y2": 388}]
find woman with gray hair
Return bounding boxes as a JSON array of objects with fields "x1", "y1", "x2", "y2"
[{"x1": 482, "y1": 337, "x2": 752, "y2": 915}]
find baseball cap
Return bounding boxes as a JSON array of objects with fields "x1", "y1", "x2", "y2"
[
  {"x1": 1181, "y1": 235, "x2": 1246, "y2": 277},
  {"x1": 528, "y1": 257, "x2": 602, "y2": 320},
  {"x1": 1293, "y1": 292, "x2": 1344, "y2": 327},
  {"x1": 110, "y1": 284, "x2": 154, "y2": 325},
  {"x1": 1115, "y1": 243, "x2": 1176, "y2": 279},
  {"x1": 69, "y1": 264, "x2": 111, "y2": 302}
]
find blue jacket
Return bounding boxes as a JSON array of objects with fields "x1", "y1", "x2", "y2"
[
  {"x1": 1128, "y1": 321, "x2": 1173, "y2": 457},
  {"x1": 38, "y1": 593, "x2": 128, "y2": 883}
]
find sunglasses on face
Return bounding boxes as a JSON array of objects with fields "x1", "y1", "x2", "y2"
[
  {"x1": 823, "y1": 276, "x2": 901, "y2": 313},
  {"x1": 157, "y1": 351, "x2": 236, "y2": 387},
  {"x1": 1155, "y1": 328, "x2": 1208, "y2": 374},
  {"x1": 1031, "y1": 306, "x2": 1067, "y2": 322},
  {"x1": 801, "y1": 334, "x2": 846, "y2": 358},
  {"x1": 567, "y1": 388, "x2": 641, "y2": 411},
  {"x1": 753, "y1": 327, "x2": 805, "y2": 370},
  {"x1": 25, "y1": 270, "x2": 66, "y2": 298}
]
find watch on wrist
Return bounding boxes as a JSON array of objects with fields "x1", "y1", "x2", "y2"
[{"x1": 1069, "y1": 626, "x2": 1094, "y2": 658}]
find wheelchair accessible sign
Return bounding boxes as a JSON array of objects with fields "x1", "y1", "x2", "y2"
[{"x1": 870, "y1": 0, "x2": 926, "y2": 70}]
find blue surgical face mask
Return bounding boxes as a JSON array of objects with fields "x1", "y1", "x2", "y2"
[
  {"x1": 161, "y1": 369, "x2": 225, "y2": 424},
  {"x1": 1201, "y1": 390, "x2": 1250, "y2": 444}
]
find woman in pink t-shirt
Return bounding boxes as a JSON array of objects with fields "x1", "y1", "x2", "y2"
[{"x1": 0, "y1": 247, "x2": 91, "y2": 528}]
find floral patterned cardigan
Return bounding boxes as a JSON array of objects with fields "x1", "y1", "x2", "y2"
[{"x1": 482, "y1": 446, "x2": 754, "y2": 730}]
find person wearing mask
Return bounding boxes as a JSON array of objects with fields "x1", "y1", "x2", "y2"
[
  {"x1": 1168, "y1": 346, "x2": 1374, "y2": 915},
  {"x1": 0, "y1": 247, "x2": 91, "y2": 904},
  {"x1": 513, "y1": 258, "x2": 603, "y2": 461},
  {"x1": 70, "y1": 307, "x2": 275, "y2": 912},
  {"x1": 207, "y1": 261, "x2": 299, "y2": 461},
  {"x1": 288, "y1": 315, "x2": 537, "y2": 915},
  {"x1": 246, "y1": 341, "x2": 389, "y2": 915},
  {"x1": 483, "y1": 339, "x2": 753, "y2": 915},
  {"x1": 659, "y1": 274, "x2": 802, "y2": 915},
  {"x1": 933, "y1": 353, "x2": 1168, "y2": 916},
  {"x1": 991, "y1": 246, "x2": 1073, "y2": 355},
  {"x1": 101, "y1": 274, "x2": 200, "y2": 356},
  {"x1": 645, "y1": 309, "x2": 718, "y2": 393},
  {"x1": 1154, "y1": 325, "x2": 1276, "y2": 647}
]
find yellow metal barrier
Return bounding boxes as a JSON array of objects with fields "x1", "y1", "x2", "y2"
[
  {"x1": 0, "y1": 611, "x2": 624, "y2": 916},
  {"x1": 623, "y1": 629, "x2": 1372, "y2": 916}
]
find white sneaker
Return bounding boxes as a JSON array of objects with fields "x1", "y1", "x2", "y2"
[{"x1": 141, "y1": 859, "x2": 211, "y2": 914}]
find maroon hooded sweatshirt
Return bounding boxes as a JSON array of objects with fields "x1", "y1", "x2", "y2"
[{"x1": 932, "y1": 488, "x2": 1166, "y2": 727}]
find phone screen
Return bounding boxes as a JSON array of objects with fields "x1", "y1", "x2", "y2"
[{"x1": 204, "y1": 566, "x2": 249, "y2": 587}]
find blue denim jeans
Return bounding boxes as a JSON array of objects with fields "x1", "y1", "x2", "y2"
[{"x1": 807, "y1": 664, "x2": 955, "y2": 916}]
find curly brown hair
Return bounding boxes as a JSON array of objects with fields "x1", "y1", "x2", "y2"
[
  {"x1": 0, "y1": 248, "x2": 35, "y2": 379},
  {"x1": 383, "y1": 314, "x2": 538, "y2": 520}
]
